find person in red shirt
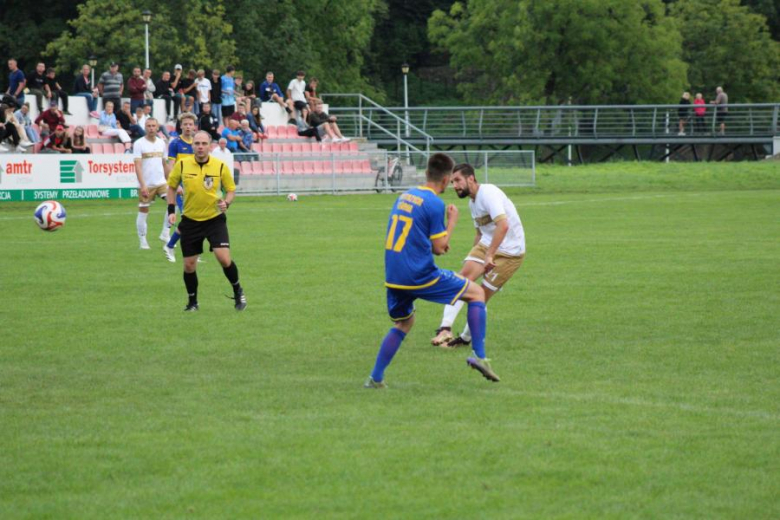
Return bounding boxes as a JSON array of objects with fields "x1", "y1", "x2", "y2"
[
  {"x1": 45, "y1": 125, "x2": 71, "y2": 153},
  {"x1": 34, "y1": 100, "x2": 66, "y2": 136},
  {"x1": 693, "y1": 92, "x2": 706, "y2": 134},
  {"x1": 128, "y1": 66, "x2": 147, "y2": 114}
]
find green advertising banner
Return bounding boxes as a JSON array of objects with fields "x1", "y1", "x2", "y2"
[{"x1": 0, "y1": 188, "x2": 139, "y2": 202}]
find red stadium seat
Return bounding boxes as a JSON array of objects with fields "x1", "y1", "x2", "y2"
[
  {"x1": 261, "y1": 161, "x2": 275, "y2": 175},
  {"x1": 313, "y1": 161, "x2": 326, "y2": 175},
  {"x1": 336, "y1": 160, "x2": 348, "y2": 174},
  {"x1": 249, "y1": 162, "x2": 262, "y2": 174},
  {"x1": 267, "y1": 126, "x2": 280, "y2": 139},
  {"x1": 251, "y1": 143, "x2": 263, "y2": 153},
  {"x1": 90, "y1": 143, "x2": 102, "y2": 154},
  {"x1": 301, "y1": 161, "x2": 315, "y2": 174},
  {"x1": 300, "y1": 143, "x2": 313, "y2": 155},
  {"x1": 292, "y1": 143, "x2": 303, "y2": 155},
  {"x1": 271, "y1": 143, "x2": 283, "y2": 155},
  {"x1": 113, "y1": 143, "x2": 125, "y2": 154},
  {"x1": 86, "y1": 125, "x2": 99, "y2": 139},
  {"x1": 282, "y1": 143, "x2": 294, "y2": 155},
  {"x1": 348, "y1": 142, "x2": 359, "y2": 155},
  {"x1": 359, "y1": 159, "x2": 372, "y2": 174},
  {"x1": 281, "y1": 161, "x2": 295, "y2": 175}
]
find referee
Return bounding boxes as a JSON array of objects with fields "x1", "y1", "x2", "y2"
[{"x1": 166, "y1": 130, "x2": 247, "y2": 311}]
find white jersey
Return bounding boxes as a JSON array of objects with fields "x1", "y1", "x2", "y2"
[
  {"x1": 196, "y1": 78, "x2": 212, "y2": 103},
  {"x1": 469, "y1": 183, "x2": 525, "y2": 256},
  {"x1": 287, "y1": 79, "x2": 307, "y2": 102},
  {"x1": 132, "y1": 136, "x2": 167, "y2": 187}
]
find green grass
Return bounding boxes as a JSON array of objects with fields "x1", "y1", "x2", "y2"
[{"x1": 1, "y1": 162, "x2": 779, "y2": 518}]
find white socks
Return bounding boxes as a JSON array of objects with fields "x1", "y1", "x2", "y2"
[
  {"x1": 441, "y1": 300, "x2": 465, "y2": 328},
  {"x1": 136, "y1": 212, "x2": 148, "y2": 238}
]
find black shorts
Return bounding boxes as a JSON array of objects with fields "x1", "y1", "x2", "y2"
[
  {"x1": 179, "y1": 213, "x2": 230, "y2": 257},
  {"x1": 294, "y1": 100, "x2": 308, "y2": 111},
  {"x1": 222, "y1": 104, "x2": 235, "y2": 118},
  {"x1": 716, "y1": 112, "x2": 728, "y2": 124}
]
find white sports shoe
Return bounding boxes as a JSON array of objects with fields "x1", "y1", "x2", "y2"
[
  {"x1": 163, "y1": 245, "x2": 176, "y2": 262},
  {"x1": 159, "y1": 229, "x2": 171, "y2": 243},
  {"x1": 140, "y1": 237, "x2": 150, "y2": 249}
]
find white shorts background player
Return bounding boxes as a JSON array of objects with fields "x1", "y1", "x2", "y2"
[
  {"x1": 132, "y1": 118, "x2": 171, "y2": 250},
  {"x1": 432, "y1": 163, "x2": 526, "y2": 348}
]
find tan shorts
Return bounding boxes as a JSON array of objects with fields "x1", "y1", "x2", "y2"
[
  {"x1": 464, "y1": 243, "x2": 524, "y2": 291},
  {"x1": 138, "y1": 184, "x2": 168, "y2": 206}
]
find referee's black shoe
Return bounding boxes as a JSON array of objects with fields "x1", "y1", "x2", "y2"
[
  {"x1": 232, "y1": 288, "x2": 247, "y2": 311},
  {"x1": 184, "y1": 302, "x2": 199, "y2": 312}
]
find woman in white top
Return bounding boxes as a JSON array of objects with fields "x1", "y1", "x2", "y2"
[{"x1": 98, "y1": 101, "x2": 132, "y2": 150}]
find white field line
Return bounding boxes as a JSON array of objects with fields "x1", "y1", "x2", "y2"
[{"x1": 0, "y1": 192, "x2": 715, "y2": 222}]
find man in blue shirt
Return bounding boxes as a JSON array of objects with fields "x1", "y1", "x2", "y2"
[
  {"x1": 220, "y1": 65, "x2": 236, "y2": 128},
  {"x1": 365, "y1": 153, "x2": 499, "y2": 388},
  {"x1": 221, "y1": 118, "x2": 242, "y2": 152},
  {"x1": 6, "y1": 59, "x2": 26, "y2": 105},
  {"x1": 258, "y1": 71, "x2": 294, "y2": 123}
]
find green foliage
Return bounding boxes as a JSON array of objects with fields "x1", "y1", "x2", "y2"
[
  {"x1": 429, "y1": 0, "x2": 688, "y2": 105},
  {"x1": 43, "y1": 0, "x2": 237, "y2": 79},
  {"x1": 225, "y1": 0, "x2": 386, "y2": 100},
  {"x1": 672, "y1": 0, "x2": 780, "y2": 101}
]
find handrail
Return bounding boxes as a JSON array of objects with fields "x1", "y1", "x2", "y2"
[{"x1": 321, "y1": 93, "x2": 435, "y2": 154}]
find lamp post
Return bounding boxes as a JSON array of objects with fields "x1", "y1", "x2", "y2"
[
  {"x1": 88, "y1": 55, "x2": 97, "y2": 88},
  {"x1": 142, "y1": 10, "x2": 152, "y2": 69},
  {"x1": 401, "y1": 63, "x2": 410, "y2": 138}
]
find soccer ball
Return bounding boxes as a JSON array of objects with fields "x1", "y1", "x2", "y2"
[
  {"x1": 34, "y1": 200, "x2": 67, "y2": 231},
  {"x1": 287, "y1": 193, "x2": 298, "y2": 202}
]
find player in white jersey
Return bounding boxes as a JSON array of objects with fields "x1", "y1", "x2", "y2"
[
  {"x1": 132, "y1": 117, "x2": 171, "y2": 250},
  {"x1": 431, "y1": 163, "x2": 526, "y2": 348}
]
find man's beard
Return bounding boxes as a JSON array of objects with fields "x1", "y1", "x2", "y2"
[{"x1": 455, "y1": 186, "x2": 470, "y2": 199}]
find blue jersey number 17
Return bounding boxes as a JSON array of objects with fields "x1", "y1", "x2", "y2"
[{"x1": 385, "y1": 215, "x2": 413, "y2": 252}]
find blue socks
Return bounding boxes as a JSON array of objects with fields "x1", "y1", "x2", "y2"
[
  {"x1": 370, "y1": 328, "x2": 406, "y2": 382},
  {"x1": 167, "y1": 231, "x2": 180, "y2": 248},
  {"x1": 467, "y1": 301, "x2": 487, "y2": 359}
]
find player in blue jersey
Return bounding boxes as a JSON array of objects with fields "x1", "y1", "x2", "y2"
[
  {"x1": 162, "y1": 112, "x2": 196, "y2": 262},
  {"x1": 365, "y1": 153, "x2": 499, "y2": 388}
]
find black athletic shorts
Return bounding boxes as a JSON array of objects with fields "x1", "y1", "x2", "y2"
[
  {"x1": 179, "y1": 213, "x2": 230, "y2": 257},
  {"x1": 294, "y1": 100, "x2": 308, "y2": 111},
  {"x1": 222, "y1": 104, "x2": 235, "y2": 118}
]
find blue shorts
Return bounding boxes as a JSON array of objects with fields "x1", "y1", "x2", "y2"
[{"x1": 386, "y1": 269, "x2": 469, "y2": 322}]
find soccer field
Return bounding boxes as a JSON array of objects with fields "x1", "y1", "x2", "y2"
[{"x1": 1, "y1": 163, "x2": 779, "y2": 518}]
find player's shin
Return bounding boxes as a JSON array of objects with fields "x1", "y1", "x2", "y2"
[
  {"x1": 136, "y1": 212, "x2": 148, "y2": 237},
  {"x1": 222, "y1": 261, "x2": 240, "y2": 290},
  {"x1": 370, "y1": 328, "x2": 406, "y2": 383},
  {"x1": 466, "y1": 302, "x2": 487, "y2": 359},
  {"x1": 183, "y1": 271, "x2": 198, "y2": 304},
  {"x1": 441, "y1": 300, "x2": 465, "y2": 328}
]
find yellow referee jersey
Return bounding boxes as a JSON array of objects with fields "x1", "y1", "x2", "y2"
[{"x1": 167, "y1": 156, "x2": 235, "y2": 221}]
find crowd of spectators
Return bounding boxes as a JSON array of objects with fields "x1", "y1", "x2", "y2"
[{"x1": 2, "y1": 57, "x2": 349, "y2": 154}]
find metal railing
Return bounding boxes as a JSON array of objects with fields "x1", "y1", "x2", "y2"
[
  {"x1": 323, "y1": 102, "x2": 780, "y2": 144},
  {"x1": 320, "y1": 93, "x2": 434, "y2": 153}
]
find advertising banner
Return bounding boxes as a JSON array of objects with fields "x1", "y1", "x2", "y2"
[{"x1": 0, "y1": 154, "x2": 140, "y2": 202}]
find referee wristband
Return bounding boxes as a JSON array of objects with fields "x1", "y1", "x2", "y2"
[{"x1": 167, "y1": 204, "x2": 176, "y2": 215}]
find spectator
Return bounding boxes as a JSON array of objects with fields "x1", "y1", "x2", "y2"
[
  {"x1": 136, "y1": 106, "x2": 148, "y2": 129},
  {"x1": 35, "y1": 100, "x2": 66, "y2": 137},
  {"x1": 294, "y1": 115, "x2": 322, "y2": 142},
  {"x1": 171, "y1": 65, "x2": 184, "y2": 118},
  {"x1": 309, "y1": 101, "x2": 350, "y2": 142},
  {"x1": 234, "y1": 74, "x2": 246, "y2": 108},
  {"x1": 693, "y1": 93, "x2": 706, "y2": 134},
  {"x1": 6, "y1": 59, "x2": 26, "y2": 106},
  {"x1": 4, "y1": 105, "x2": 31, "y2": 147},
  {"x1": 198, "y1": 102, "x2": 220, "y2": 141},
  {"x1": 117, "y1": 101, "x2": 145, "y2": 141},
  {"x1": 220, "y1": 117, "x2": 242, "y2": 152},
  {"x1": 677, "y1": 91, "x2": 691, "y2": 136},
  {"x1": 287, "y1": 70, "x2": 309, "y2": 123},
  {"x1": 238, "y1": 119, "x2": 255, "y2": 156},
  {"x1": 44, "y1": 67, "x2": 70, "y2": 115},
  {"x1": 26, "y1": 62, "x2": 47, "y2": 113},
  {"x1": 68, "y1": 125, "x2": 91, "y2": 154},
  {"x1": 211, "y1": 137, "x2": 237, "y2": 184},
  {"x1": 14, "y1": 103, "x2": 40, "y2": 144},
  {"x1": 229, "y1": 102, "x2": 249, "y2": 125},
  {"x1": 244, "y1": 79, "x2": 258, "y2": 108},
  {"x1": 74, "y1": 64, "x2": 100, "y2": 118},
  {"x1": 143, "y1": 68, "x2": 156, "y2": 109},
  {"x1": 0, "y1": 103, "x2": 23, "y2": 151},
  {"x1": 98, "y1": 101, "x2": 132, "y2": 150},
  {"x1": 155, "y1": 71, "x2": 180, "y2": 122},
  {"x1": 44, "y1": 125, "x2": 72, "y2": 154},
  {"x1": 305, "y1": 77, "x2": 320, "y2": 105},
  {"x1": 210, "y1": 69, "x2": 222, "y2": 122},
  {"x1": 128, "y1": 66, "x2": 147, "y2": 113},
  {"x1": 259, "y1": 71, "x2": 293, "y2": 122},
  {"x1": 98, "y1": 62, "x2": 124, "y2": 115},
  {"x1": 249, "y1": 105, "x2": 267, "y2": 139},
  {"x1": 221, "y1": 65, "x2": 237, "y2": 127},
  {"x1": 195, "y1": 69, "x2": 211, "y2": 116},
  {"x1": 711, "y1": 86, "x2": 728, "y2": 135},
  {"x1": 179, "y1": 69, "x2": 197, "y2": 114}
]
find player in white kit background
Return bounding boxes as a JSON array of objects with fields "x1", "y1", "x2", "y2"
[
  {"x1": 431, "y1": 163, "x2": 526, "y2": 348},
  {"x1": 132, "y1": 117, "x2": 171, "y2": 250}
]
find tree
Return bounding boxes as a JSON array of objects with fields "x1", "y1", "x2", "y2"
[
  {"x1": 43, "y1": 0, "x2": 237, "y2": 82},
  {"x1": 672, "y1": 0, "x2": 780, "y2": 101},
  {"x1": 429, "y1": 0, "x2": 688, "y2": 105}
]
